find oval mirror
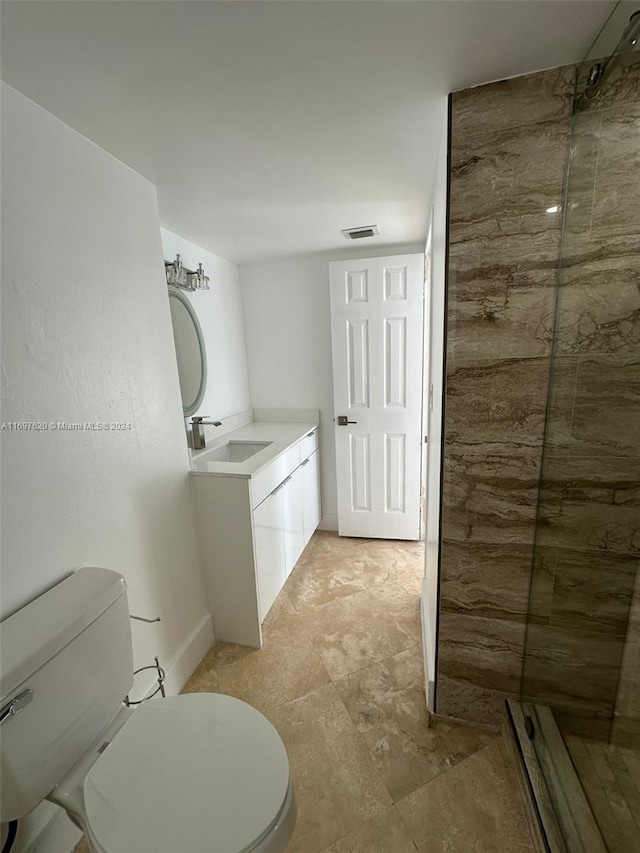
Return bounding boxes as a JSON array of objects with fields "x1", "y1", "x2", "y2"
[{"x1": 167, "y1": 286, "x2": 207, "y2": 417}]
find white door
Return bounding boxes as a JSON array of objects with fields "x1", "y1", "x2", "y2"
[{"x1": 329, "y1": 254, "x2": 424, "y2": 540}]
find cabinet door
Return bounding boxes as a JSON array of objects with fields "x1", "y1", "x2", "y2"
[
  {"x1": 301, "y1": 449, "x2": 321, "y2": 545},
  {"x1": 253, "y1": 490, "x2": 286, "y2": 621},
  {"x1": 282, "y1": 469, "x2": 305, "y2": 577}
]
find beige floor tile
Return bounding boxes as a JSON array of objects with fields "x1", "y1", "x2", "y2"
[
  {"x1": 357, "y1": 542, "x2": 424, "y2": 594},
  {"x1": 323, "y1": 805, "x2": 418, "y2": 853},
  {"x1": 291, "y1": 532, "x2": 423, "y2": 600},
  {"x1": 215, "y1": 605, "x2": 331, "y2": 714},
  {"x1": 285, "y1": 545, "x2": 367, "y2": 611},
  {"x1": 181, "y1": 645, "x2": 219, "y2": 694},
  {"x1": 396, "y1": 739, "x2": 533, "y2": 852},
  {"x1": 368, "y1": 579, "x2": 423, "y2": 646},
  {"x1": 263, "y1": 585, "x2": 298, "y2": 625},
  {"x1": 175, "y1": 533, "x2": 530, "y2": 853},
  {"x1": 336, "y1": 646, "x2": 496, "y2": 801},
  {"x1": 270, "y1": 683, "x2": 392, "y2": 853},
  {"x1": 305, "y1": 589, "x2": 418, "y2": 681}
]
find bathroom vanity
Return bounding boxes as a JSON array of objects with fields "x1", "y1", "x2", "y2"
[{"x1": 190, "y1": 418, "x2": 320, "y2": 647}]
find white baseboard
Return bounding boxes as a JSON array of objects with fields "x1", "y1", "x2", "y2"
[
  {"x1": 163, "y1": 612, "x2": 214, "y2": 696},
  {"x1": 318, "y1": 513, "x2": 338, "y2": 532}
]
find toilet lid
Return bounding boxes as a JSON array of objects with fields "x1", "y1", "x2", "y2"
[{"x1": 83, "y1": 693, "x2": 290, "y2": 853}]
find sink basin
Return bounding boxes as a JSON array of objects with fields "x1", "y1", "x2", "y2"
[{"x1": 204, "y1": 441, "x2": 273, "y2": 463}]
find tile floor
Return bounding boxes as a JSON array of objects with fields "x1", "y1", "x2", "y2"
[{"x1": 76, "y1": 532, "x2": 534, "y2": 852}]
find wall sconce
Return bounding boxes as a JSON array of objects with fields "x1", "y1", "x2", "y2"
[
  {"x1": 191, "y1": 263, "x2": 210, "y2": 290},
  {"x1": 165, "y1": 254, "x2": 210, "y2": 291}
]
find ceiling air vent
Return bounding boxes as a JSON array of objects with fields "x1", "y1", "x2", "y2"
[{"x1": 341, "y1": 224, "x2": 380, "y2": 240}]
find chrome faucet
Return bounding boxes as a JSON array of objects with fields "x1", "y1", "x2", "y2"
[{"x1": 191, "y1": 416, "x2": 222, "y2": 450}]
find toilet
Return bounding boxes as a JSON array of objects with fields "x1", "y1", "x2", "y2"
[{"x1": 0, "y1": 567, "x2": 296, "y2": 852}]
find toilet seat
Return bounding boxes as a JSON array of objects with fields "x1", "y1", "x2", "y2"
[{"x1": 81, "y1": 693, "x2": 292, "y2": 853}]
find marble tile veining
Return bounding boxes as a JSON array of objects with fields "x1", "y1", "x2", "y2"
[
  {"x1": 590, "y1": 103, "x2": 640, "y2": 241},
  {"x1": 444, "y1": 357, "x2": 550, "y2": 457},
  {"x1": 571, "y1": 355, "x2": 640, "y2": 457},
  {"x1": 302, "y1": 588, "x2": 417, "y2": 682},
  {"x1": 323, "y1": 806, "x2": 417, "y2": 853},
  {"x1": 449, "y1": 119, "x2": 569, "y2": 247},
  {"x1": 447, "y1": 232, "x2": 559, "y2": 360},
  {"x1": 396, "y1": 739, "x2": 533, "y2": 853},
  {"x1": 335, "y1": 646, "x2": 496, "y2": 801},
  {"x1": 451, "y1": 65, "x2": 575, "y2": 136},
  {"x1": 537, "y1": 455, "x2": 640, "y2": 556},
  {"x1": 439, "y1": 539, "x2": 532, "y2": 622},
  {"x1": 270, "y1": 682, "x2": 393, "y2": 853},
  {"x1": 438, "y1": 611, "x2": 526, "y2": 698},
  {"x1": 442, "y1": 61, "x2": 581, "y2": 728},
  {"x1": 522, "y1": 621, "x2": 627, "y2": 716},
  {"x1": 214, "y1": 593, "x2": 331, "y2": 715},
  {"x1": 546, "y1": 354, "x2": 640, "y2": 457},
  {"x1": 442, "y1": 452, "x2": 541, "y2": 545},
  {"x1": 545, "y1": 548, "x2": 638, "y2": 637}
]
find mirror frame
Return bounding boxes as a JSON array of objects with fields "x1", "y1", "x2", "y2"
[{"x1": 167, "y1": 285, "x2": 208, "y2": 417}]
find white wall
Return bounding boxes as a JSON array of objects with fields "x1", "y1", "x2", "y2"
[
  {"x1": 240, "y1": 244, "x2": 422, "y2": 527},
  {"x1": 240, "y1": 257, "x2": 336, "y2": 525},
  {"x1": 160, "y1": 229, "x2": 250, "y2": 422},
  {"x1": 1, "y1": 85, "x2": 212, "y2": 691}
]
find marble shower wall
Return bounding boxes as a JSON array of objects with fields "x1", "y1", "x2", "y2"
[
  {"x1": 522, "y1": 55, "x2": 640, "y2": 741},
  {"x1": 438, "y1": 55, "x2": 640, "y2": 730},
  {"x1": 438, "y1": 66, "x2": 576, "y2": 725}
]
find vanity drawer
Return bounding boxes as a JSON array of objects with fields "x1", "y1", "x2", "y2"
[
  {"x1": 298, "y1": 428, "x2": 319, "y2": 462},
  {"x1": 251, "y1": 443, "x2": 302, "y2": 509}
]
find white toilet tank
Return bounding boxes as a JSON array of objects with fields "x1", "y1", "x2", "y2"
[{"x1": 0, "y1": 568, "x2": 134, "y2": 822}]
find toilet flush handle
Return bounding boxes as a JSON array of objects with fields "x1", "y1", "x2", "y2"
[
  {"x1": 130, "y1": 614, "x2": 161, "y2": 623},
  {"x1": 0, "y1": 689, "x2": 33, "y2": 726}
]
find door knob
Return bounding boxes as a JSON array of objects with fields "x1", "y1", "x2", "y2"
[{"x1": 337, "y1": 416, "x2": 357, "y2": 426}]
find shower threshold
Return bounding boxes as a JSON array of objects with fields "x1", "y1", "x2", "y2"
[{"x1": 506, "y1": 700, "x2": 607, "y2": 853}]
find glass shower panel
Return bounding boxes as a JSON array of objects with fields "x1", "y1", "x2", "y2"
[{"x1": 520, "y1": 2, "x2": 640, "y2": 849}]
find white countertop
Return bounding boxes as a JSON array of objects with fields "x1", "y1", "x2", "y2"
[{"x1": 189, "y1": 421, "x2": 318, "y2": 479}]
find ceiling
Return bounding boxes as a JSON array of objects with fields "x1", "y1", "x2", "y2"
[{"x1": 1, "y1": 1, "x2": 614, "y2": 263}]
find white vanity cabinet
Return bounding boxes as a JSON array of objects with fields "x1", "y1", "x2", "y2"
[
  {"x1": 191, "y1": 424, "x2": 320, "y2": 647},
  {"x1": 253, "y1": 488, "x2": 287, "y2": 620},
  {"x1": 301, "y1": 449, "x2": 321, "y2": 543},
  {"x1": 282, "y1": 467, "x2": 305, "y2": 577}
]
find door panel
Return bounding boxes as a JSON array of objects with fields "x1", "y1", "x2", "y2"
[
  {"x1": 349, "y1": 433, "x2": 371, "y2": 511},
  {"x1": 385, "y1": 433, "x2": 405, "y2": 513},
  {"x1": 330, "y1": 254, "x2": 424, "y2": 540},
  {"x1": 384, "y1": 316, "x2": 406, "y2": 407}
]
